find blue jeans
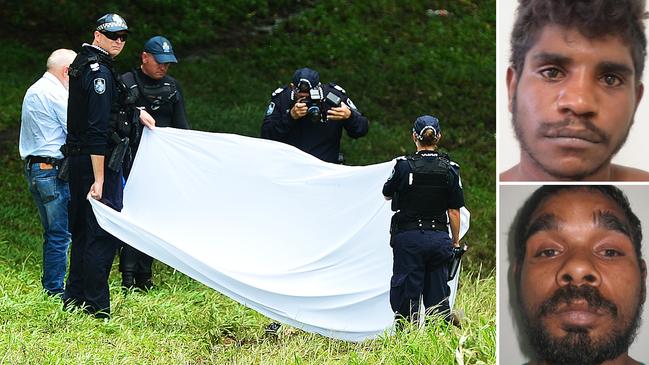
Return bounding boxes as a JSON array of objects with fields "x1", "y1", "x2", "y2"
[{"x1": 24, "y1": 161, "x2": 71, "y2": 295}]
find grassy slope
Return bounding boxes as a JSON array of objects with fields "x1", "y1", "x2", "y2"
[{"x1": 0, "y1": 1, "x2": 495, "y2": 363}]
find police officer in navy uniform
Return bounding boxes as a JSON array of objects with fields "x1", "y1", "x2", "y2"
[
  {"x1": 63, "y1": 13, "x2": 155, "y2": 318},
  {"x1": 119, "y1": 35, "x2": 189, "y2": 291},
  {"x1": 261, "y1": 67, "x2": 369, "y2": 164},
  {"x1": 382, "y1": 115, "x2": 464, "y2": 325},
  {"x1": 121, "y1": 35, "x2": 189, "y2": 160}
]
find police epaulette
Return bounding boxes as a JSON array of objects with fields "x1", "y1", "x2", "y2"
[
  {"x1": 330, "y1": 83, "x2": 347, "y2": 94},
  {"x1": 271, "y1": 87, "x2": 285, "y2": 97}
]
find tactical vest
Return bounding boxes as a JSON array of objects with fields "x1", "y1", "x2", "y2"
[
  {"x1": 67, "y1": 50, "x2": 137, "y2": 145},
  {"x1": 122, "y1": 69, "x2": 178, "y2": 111},
  {"x1": 394, "y1": 154, "x2": 453, "y2": 223}
]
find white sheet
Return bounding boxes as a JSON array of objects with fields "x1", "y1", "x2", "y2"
[{"x1": 90, "y1": 127, "x2": 469, "y2": 341}]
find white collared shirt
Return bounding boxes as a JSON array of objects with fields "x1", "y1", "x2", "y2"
[{"x1": 19, "y1": 71, "x2": 69, "y2": 160}]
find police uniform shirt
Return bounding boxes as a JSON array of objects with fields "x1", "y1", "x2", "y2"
[
  {"x1": 66, "y1": 44, "x2": 116, "y2": 156},
  {"x1": 383, "y1": 150, "x2": 465, "y2": 211},
  {"x1": 261, "y1": 83, "x2": 369, "y2": 163},
  {"x1": 122, "y1": 68, "x2": 189, "y2": 129}
]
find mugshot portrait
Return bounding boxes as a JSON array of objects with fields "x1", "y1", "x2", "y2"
[
  {"x1": 498, "y1": 0, "x2": 649, "y2": 181},
  {"x1": 499, "y1": 185, "x2": 649, "y2": 364}
]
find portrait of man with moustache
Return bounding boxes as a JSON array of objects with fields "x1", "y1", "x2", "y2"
[
  {"x1": 499, "y1": 185, "x2": 649, "y2": 365},
  {"x1": 499, "y1": 0, "x2": 649, "y2": 181}
]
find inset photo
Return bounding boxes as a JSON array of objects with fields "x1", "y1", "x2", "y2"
[
  {"x1": 499, "y1": 185, "x2": 649, "y2": 364},
  {"x1": 498, "y1": 0, "x2": 649, "y2": 181}
]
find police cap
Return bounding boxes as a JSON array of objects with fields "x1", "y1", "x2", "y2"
[
  {"x1": 144, "y1": 36, "x2": 178, "y2": 64},
  {"x1": 292, "y1": 67, "x2": 320, "y2": 90},
  {"x1": 96, "y1": 13, "x2": 129, "y2": 33},
  {"x1": 413, "y1": 115, "x2": 441, "y2": 140}
]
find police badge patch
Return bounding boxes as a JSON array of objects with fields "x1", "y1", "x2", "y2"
[
  {"x1": 94, "y1": 78, "x2": 106, "y2": 94},
  {"x1": 265, "y1": 102, "x2": 275, "y2": 116}
]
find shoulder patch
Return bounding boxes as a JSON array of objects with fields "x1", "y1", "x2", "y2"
[
  {"x1": 93, "y1": 78, "x2": 106, "y2": 94},
  {"x1": 90, "y1": 62, "x2": 100, "y2": 72},
  {"x1": 333, "y1": 84, "x2": 346, "y2": 94},
  {"x1": 271, "y1": 87, "x2": 284, "y2": 97},
  {"x1": 265, "y1": 101, "x2": 275, "y2": 116}
]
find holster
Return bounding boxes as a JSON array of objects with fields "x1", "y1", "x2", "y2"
[
  {"x1": 107, "y1": 136, "x2": 130, "y2": 172},
  {"x1": 56, "y1": 144, "x2": 71, "y2": 182}
]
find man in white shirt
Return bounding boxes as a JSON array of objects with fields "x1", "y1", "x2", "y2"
[{"x1": 19, "y1": 48, "x2": 77, "y2": 296}]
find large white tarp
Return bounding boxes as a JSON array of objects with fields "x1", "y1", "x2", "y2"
[{"x1": 89, "y1": 127, "x2": 469, "y2": 341}]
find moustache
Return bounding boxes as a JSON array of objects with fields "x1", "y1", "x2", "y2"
[
  {"x1": 538, "y1": 285, "x2": 618, "y2": 319},
  {"x1": 537, "y1": 118, "x2": 609, "y2": 144}
]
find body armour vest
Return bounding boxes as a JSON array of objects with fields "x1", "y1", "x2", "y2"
[
  {"x1": 122, "y1": 70, "x2": 178, "y2": 109},
  {"x1": 67, "y1": 47, "x2": 136, "y2": 147},
  {"x1": 395, "y1": 154, "x2": 453, "y2": 223}
]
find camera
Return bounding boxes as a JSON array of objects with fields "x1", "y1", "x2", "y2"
[{"x1": 296, "y1": 81, "x2": 343, "y2": 123}]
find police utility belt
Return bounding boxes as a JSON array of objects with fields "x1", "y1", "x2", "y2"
[{"x1": 392, "y1": 218, "x2": 448, "y2": 234}]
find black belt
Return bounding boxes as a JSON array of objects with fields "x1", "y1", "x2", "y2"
[
  {"x1": 26, "y1": 155, "x2": 61, "y2": 165},
  {"x1": 395, "y1": 219, "x2": 448, "y2": 233}
]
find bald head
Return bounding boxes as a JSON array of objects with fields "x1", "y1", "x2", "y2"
[{"x1": 46, "y1": 49, "x2": 76, "y2": 90}]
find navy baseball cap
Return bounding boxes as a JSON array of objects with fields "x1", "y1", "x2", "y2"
[
  {"x1": 292, "y1": 67, "x2": 320, "y2": 90},
  {"x1": 96, "y1": 13, "x2": 129, "y2": 32},
  {"x1": 413, "y1": 115, "x2": 441, "y2": 139},
  {"x1": 144, "y1": 36, "x2": 178, "y2": 64}
]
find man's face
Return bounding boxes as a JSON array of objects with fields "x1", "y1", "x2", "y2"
[
  {"x1": 94, "y1": 31, "x2": 127, "y2": 58},
  {"x1": 508, "y1": 25, "x2": 644, "y2": 180},
  {"x1": 518, "y1": 189, "x2": 646, "y2": 364},
  {"x1": 141, "y1": 52, "x2": 171, "y2": 80}
]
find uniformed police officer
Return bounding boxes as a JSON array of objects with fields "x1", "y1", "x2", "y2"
[
  {"x1": 382, "y1": 115, "x2": 464, "y2": 325},
  {"x1": 63, "y1": 13, "x2": 155, "y2": 318},
  {"x1": 261, "y1": 67, "x2": 369, "y2": 164},
  {"x1": 119, "y1": 35, "x2": 189, "y2": 291}
]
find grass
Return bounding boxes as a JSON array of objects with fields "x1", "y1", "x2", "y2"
[{"x1": 0, "y1": 136, "x2": 494, "y2": 364}]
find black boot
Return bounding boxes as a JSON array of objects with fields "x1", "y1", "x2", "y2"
[
  {"x1": 135, "y1": 273, "x2": 153, "y2": 292},
  {"x1": 122, "y1": 271, "x2": 135, "y2": 292}
]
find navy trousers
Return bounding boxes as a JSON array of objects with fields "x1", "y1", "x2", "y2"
[
  {"x1": 390, "y1": 229, "x2": 454, "y2": 322},
  {"x1": 63, "y1": 155, "x2": 122, "y2": 318}
]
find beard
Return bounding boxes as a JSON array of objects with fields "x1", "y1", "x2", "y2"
[
  {"x1": 511, "y1": 92, "x2": 632, "y2": 180},
  {"x1": 520, "y1": 284, "x2": 644, "y2": 365}
]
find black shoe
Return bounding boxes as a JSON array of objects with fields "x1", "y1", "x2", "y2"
[
  {"x1": 265, "y1": 322, "x2": 281, "y2": 334},
  {"x1": 135, "y1": 274, "x2": 153, "y2": 292},
  {"x1": 122, "y1": 272, "x2": 135, "y2": 292}
]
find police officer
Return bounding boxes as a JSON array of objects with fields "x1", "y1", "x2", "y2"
[
  {"x1": 382, "y1": 115, "x2": 464, "y2": 325},
  {"x1": 63, "y1": 13, "x2": 155, "y2": 318},
  {"x1": 261, "y1": 67, "x2": 369, "y2": 164},
  {"x1": 119, "y1": 35, "x2": 189, "y2": 291}
]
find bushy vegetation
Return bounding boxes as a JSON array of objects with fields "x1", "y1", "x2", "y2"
[{"x1": 0, "y1": 1, "x2": 494, "y2": 363}]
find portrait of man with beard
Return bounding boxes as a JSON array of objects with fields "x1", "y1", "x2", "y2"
[
  {"x1": 499, "y1": 0, "x2": 649, "y2": 181},
  {"x1": 499, "y1": 185, "x2": 649, "y2": 365}
]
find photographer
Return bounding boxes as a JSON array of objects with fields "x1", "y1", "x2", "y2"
[{"x1": 261, "y1": 67, "x2": 369, "y2": 163}]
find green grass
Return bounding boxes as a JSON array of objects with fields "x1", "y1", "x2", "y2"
[{"x1": 0, "y1": 137, "x2": 494, "y2": 363}]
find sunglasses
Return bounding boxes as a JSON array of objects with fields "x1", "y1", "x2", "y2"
[{"x1": 101, "y1": 31, "x2": 128, "y2": 42}]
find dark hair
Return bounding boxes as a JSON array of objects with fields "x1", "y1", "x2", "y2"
[
  {"x1": 418, "y1": 129, "x2": 439, "y2": 147},
  {"x1": 512, "y1": 185, "x2": 644, "y2": 268},
  {"x1": 510, "y1": 0, "x2": 648, "y2": 80}
]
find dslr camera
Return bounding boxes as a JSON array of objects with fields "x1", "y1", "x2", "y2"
[{"x1": 296, "y1": 81, "x2": 342, "y2": 123}]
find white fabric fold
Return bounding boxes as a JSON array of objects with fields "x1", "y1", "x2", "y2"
[{"x1": 90, "y1": 127, "x2": 469, "y2": 341}]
